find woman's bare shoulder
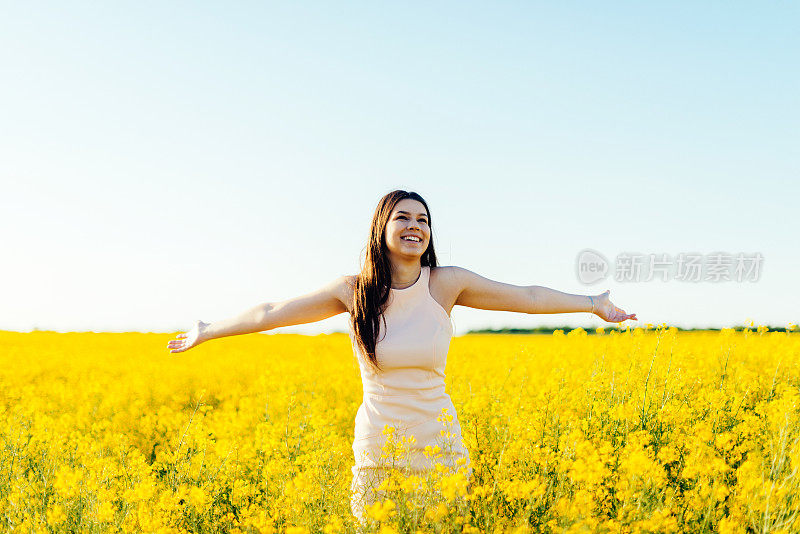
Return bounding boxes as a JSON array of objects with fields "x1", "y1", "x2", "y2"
[
  {"x1": 429, "y1": 265, "x2": 463, "y2": 301},
  {"x1": 430, "y1": 265, "x2": 460, "y2": 284},
  {"x1": 334, "y1": 274, "x2": 358, "y2": 313},
  {"x1": 341, "y1": 274, "x2": 358, "y2": 290}
]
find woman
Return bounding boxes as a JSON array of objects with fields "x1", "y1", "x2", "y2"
[{"x1": 166, "y1": 190, "x2": 637, "y2": 522}]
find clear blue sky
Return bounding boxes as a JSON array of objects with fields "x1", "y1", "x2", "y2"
[{"x1": 2, "y1": 2, "x2": 798, "y2": 335}]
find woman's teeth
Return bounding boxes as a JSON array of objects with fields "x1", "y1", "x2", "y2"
[{"x1": 402, "y1": 237, "x2": 421, "y2": 242}]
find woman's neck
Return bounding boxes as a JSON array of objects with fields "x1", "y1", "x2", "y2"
[{"x1": 390, "y1": 262, "x2": 422, "y2": 289}]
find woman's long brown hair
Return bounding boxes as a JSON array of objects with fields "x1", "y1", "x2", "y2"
[{"x1": 351, "y1": 190, "x2": 438, "y2": 373}]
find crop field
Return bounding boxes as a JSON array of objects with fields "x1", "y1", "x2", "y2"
[{"x1": 1, "y1": 327, "x2": 799, "y2": 533}]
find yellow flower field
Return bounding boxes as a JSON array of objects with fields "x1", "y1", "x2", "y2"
[{"x1": 1, "y1": 326, "x2": 799, "y2": 533}]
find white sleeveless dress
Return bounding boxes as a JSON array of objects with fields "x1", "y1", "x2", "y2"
[{"x1": 347, "y1": 266, "x2": 472, "y2": 521}]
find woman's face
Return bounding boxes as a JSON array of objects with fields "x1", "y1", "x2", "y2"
[{"x1": 384, "y1": 199, "x2": 430, "y2": 260}]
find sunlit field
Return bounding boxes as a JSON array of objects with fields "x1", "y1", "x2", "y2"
[{"x1": 1, "y1": 325, "x2": 799, "y2": 533}]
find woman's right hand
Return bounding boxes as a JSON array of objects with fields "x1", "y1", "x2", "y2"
[
  {"x1": 167, "y1": 320, "x2": 210, "y2": 354},
  {"x1": 592, "y1": 290, "x2": 637, "y2": 323}
]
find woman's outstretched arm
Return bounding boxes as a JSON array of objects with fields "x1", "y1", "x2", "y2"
[
  {"x1": 450, "y1": 266, "x2": 637, "y2": 323},
  {"x1": 167, "y1": 275, "x2": 353, "y2": 353}
]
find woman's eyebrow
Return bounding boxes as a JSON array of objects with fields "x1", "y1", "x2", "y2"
[{"x1": 396, "y1": 210, "x2": 428, "y2": 218}]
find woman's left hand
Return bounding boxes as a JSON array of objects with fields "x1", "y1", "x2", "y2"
[{"x1": 592, "y1": 290, "x2": 637, "y2": 323}]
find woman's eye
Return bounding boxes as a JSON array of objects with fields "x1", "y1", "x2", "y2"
[{"x1": 396, "y1": 215, "x2": 428, "y2": 223}]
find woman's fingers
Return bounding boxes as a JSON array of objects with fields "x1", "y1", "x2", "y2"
[
  {"x1": 167, "y1": 325, "x2": 202, "y2": 353},
  {"x1": 595, "y1": 293, "x2": 637, "y2": 322},
  {"x1": 601, "y1": 303, "x2": 632, "y2": 322},
  {"x1": 167, "y1": 332, "x2": 189, "y2": 348},
  {"x1": 613, "y1": 310, "x2": 637, "y2": 322},
  {"x1": 169, "y1": 340, "x2": 189, "y2": 353},
  {"x1": 167, "y1": 335, "x2": 191, "y2": 351},
  {"x1": 600, "y1": 300, "x2": 636, "y2": 322}
]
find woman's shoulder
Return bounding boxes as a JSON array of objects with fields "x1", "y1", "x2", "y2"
[
  {"x1": 340, "y1": 273, "x2": 358, "y2": 288},
  {"x1": 429, "y1": 265, "x2": 463, "y2": 294},
  {"x1": 334, "y1": 274, "x2": 358, "y2": 314},
  {"x1": 430, "y1": 265, "x2": 459, "y2": 280},
  {"x1": 339, "y1": 267, "x2": 460, "y2": 295}
]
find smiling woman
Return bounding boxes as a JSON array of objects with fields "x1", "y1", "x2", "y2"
[{"x1": 166, "y1": 189, "x2": 637, "y2": 523}]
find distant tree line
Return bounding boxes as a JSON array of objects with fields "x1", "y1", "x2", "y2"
[{"x1": 465, "y1": 325, "x2": 795, "y2": 334}]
